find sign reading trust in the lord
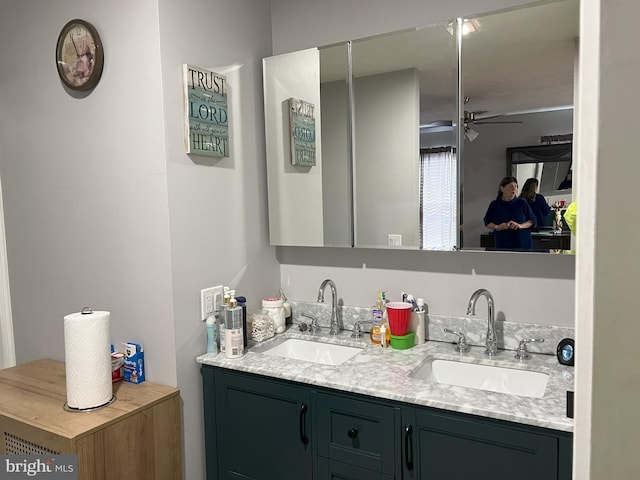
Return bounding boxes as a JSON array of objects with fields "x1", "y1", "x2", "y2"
[
  {"x1": 183, "y1": 64, "x2": 229, "y2": 157},
  {"x1": 289, "y1": 98, "x2": 316, "y2": 166}
]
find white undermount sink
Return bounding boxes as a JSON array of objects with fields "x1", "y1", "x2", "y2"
[
  {"x1": 410, "y1": 358, "x2": 549, "y2": 398},
  {"x1": 261, "y1": 338, "x2": 363, "y2": 366}
]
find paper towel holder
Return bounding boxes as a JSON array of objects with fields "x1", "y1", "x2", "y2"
[
  {"x1": 63, "y1": 306, "x2": 116, "y2": 412},
  {"x1": 64, "y1": 394, "x2": 117, "y2": 413}
]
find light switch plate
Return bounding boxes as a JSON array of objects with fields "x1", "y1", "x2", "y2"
[{"x1": 201, "y1": 285, "x2": 224, "y2": 322}]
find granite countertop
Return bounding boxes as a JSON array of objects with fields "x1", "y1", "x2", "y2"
[{"x1": 197, "y1": 326, "x2": 574, "y2": 433}]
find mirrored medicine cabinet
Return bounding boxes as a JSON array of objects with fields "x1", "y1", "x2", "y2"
[{"x1": 263, "y1": 0, "x2": 579, "y2": 254}]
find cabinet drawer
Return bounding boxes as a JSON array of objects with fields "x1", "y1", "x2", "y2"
[
  {"x1": 317, "y1": 392, "x2": 397, "y2": 475},
  {"x1": 317, "y1": 457, "x2": 395, "y2": 480}
]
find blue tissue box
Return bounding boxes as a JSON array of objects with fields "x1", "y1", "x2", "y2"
[{"x1": 122, "y1": 342, "x2": 145, "y2": 384}]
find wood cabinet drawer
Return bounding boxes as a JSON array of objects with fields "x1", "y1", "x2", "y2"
[{"x1": 317, "y1": 392, "x2": 397, "y2": 475}]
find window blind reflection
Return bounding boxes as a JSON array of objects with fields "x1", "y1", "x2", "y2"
[{"x1": 420, "y1": 147, "x2": 457, "y2": 250}]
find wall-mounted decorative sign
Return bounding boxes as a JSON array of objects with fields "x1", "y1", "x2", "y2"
[
  {"x1": 289, "y1": 98, "x2": 316, "y2": 166},
  {"x1": 183, "y1": 64, "x2": 229, "y2": 157}
]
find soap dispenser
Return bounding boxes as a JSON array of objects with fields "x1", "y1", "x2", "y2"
[
  {"x1": 370, "y1": 291, "x2": 390, "y2": 345},
  {"x1": 224, "y1": 297, "x2": 245, "y2": 359}
]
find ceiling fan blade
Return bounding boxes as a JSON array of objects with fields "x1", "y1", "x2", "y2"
[
  {"x1": 422, "y1": 120, "x2": 453, "y2": 127},
  {"x1": 472, "y1": 105, "x2": 573, "y2": 122}
]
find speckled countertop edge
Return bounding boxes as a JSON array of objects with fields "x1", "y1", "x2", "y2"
[{"x1": 197, "y1": 327, "x2": 574, "y2": 433}]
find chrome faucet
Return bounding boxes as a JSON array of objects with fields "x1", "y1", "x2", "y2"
[
  {"x1": 317, "y1": 279, "x2": 342, "y2": 335},
  {"x1": 467, "y1": 288, "x2": 498, "y2": 356}
]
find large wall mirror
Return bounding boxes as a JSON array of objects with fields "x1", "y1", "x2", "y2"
[{"x1": 263, "y1": 0, "x2": 579, "y2": 253}]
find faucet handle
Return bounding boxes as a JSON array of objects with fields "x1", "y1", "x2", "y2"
[
  {"x1": 301, "y1": 313, "x2": 320, "y2": 334},
  {"x1": 351, "y1": 320, "x2": 373, "y2": 339},
  {"x1": 443, "y1": 328, "x2": 470, "y2": 353},
  {"x1": 515, "y1": 337, "x2": 545, "y2": 360}
]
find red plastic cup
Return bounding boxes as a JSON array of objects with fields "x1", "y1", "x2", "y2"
[{"x1": 386, "y1": 302, "x2": 413, "y2": 336}]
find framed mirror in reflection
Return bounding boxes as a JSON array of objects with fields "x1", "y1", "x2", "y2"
[{"x1": 263, "y1": 0, "x2": 579, "y2": 254}]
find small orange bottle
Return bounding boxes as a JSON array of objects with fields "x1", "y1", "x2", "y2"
[{"x1": 370, "y1": 291, "x2": 390, "y2": 345}]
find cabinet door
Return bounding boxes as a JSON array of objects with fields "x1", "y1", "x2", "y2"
[
  {"x1": 210, "y1": 369, "x2": 313, "y2": 480},
  {"x1": 403, "y1": 408, "x2": 559, "y2": 480}
]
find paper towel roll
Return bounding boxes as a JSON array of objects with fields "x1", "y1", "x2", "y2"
[{"x1": 64, "y1": 309, "x2": 113, "y2": 409}]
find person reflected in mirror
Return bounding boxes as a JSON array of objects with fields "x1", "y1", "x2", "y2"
[
  {"x1": 519, "y1": 178, "x2": 551, "y2": 228},
  {"x1": 484, "y1": 176, "x2": 537, "y2": 250},
  {"x1": 564, "y1": 201, "x2": 577, "y2": 236},
  {"x1": 558, "y1": 169, "x2": 572, "y2": 190}
]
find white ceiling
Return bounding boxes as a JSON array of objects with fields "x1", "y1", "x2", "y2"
[{"x1": 320, "y1": 0, "x2": 579, "y2": 125}]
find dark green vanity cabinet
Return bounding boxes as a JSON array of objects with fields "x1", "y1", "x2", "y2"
[
  {"x1": 202, "y1": 365, "x2": 572, "y2": 480},
  {"x1": 401, "y1": 408, "x2": 573, "y2": 480},
  {"x1": 202, "y1": 367, "x2": 313, "y2": 480}
]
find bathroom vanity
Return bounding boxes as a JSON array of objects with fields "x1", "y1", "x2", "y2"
[{"x1": 199, "y1": 330, "x2": 573, "y2": 480}]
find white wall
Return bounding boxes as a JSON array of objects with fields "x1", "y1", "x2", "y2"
[{"x1": 574, "y1": 0, "x2": 640, "y2": 477}]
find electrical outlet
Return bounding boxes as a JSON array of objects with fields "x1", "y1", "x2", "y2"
[
  {"x1": 211, "y1": 285, "x2": 224, "y2": 315},
  {"x1": 388, "y1": 234, "x2": 402, "y2": 247},
  {"x1": 201, "y1": 285, "x2": 225, "y2": 322},
  {"x1": 201, "y1": 287, "x2": 215, "y2": 321}
]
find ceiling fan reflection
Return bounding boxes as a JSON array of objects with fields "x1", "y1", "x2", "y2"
[{"x1": 420, "y1": 104, "x2": 577, "y2": 140}]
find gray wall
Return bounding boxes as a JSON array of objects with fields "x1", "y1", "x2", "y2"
[
  {"x1": 157, "y1": 0, "x2": 279, "y2": 478},
  {"x1": 0, "y1": 1, "x2": 176, "y2": 380},
  {"x1": 270, "y1": 0, "x2": 526, "y2": 55},
  {"x1": 0, "y1": 1, "x2": 279, "y2": 479},
  {"x1": 321, "y1": 80, "x2": 351, "y2": 247},
  {"x1": 355, "y1": 69, "x2": 420, "y2": 248},
  {"x1": 5, "y1": 0, "x2": 637, "y2": 478}
]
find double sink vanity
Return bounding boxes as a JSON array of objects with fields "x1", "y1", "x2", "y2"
[{"x1": 197, "y1": 306, "x2": 574, "y2": 480}]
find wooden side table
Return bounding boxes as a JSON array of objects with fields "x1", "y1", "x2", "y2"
[{"x1": 0, "y1": 359, "x2": 182, "y2": 480}]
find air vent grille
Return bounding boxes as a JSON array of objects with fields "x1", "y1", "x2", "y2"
[{"x1": 3, "y1": 432, "x2": 59, "y2": 455}]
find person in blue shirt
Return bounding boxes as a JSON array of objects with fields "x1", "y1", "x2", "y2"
[
  {"x1": 558, "y1": 169, "x2": 572, "y2": 190},
  {"x1": 519, "y1": 177, "x2": 551, "y2": 228},
  {"x1": 484, "y1": 176, "x2": 537, "y2": 250}
]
